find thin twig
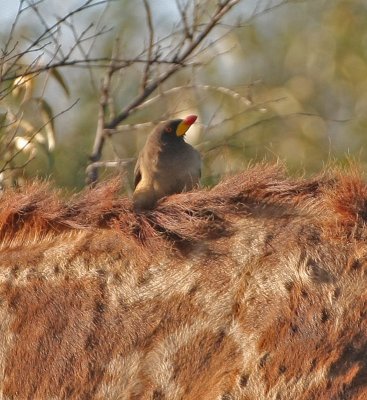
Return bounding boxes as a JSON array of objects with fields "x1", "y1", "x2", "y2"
[
  {"x1": 1, "y1": 0, "x2": 111, "y2": 81},
  {"x1": 1, "y1": 57, "x2": 196, "y2": 85},
  {"x1": 87, "y1": 38, "x2": 120, "y2": 185},
  {"x1": 141, "y1": 0, "x2": 154, "y2": 91},
  {"x1": 85, "y1": 158, "x2": 135, "y2": 173},
  {"x1": 176, "y1": 0, "x2": 193, "y2": 40},
  {"x1": 29, "y1": 1, "x2": 66, "y2": 60}
]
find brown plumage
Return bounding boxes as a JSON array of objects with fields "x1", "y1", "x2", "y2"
[{"x1": 133, "y1": 115, "x2": 201, "y2": 210}]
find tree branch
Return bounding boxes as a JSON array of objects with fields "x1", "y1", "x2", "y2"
[{"x1": 141, "y1": 0, "x2": 154, "y2": 91}]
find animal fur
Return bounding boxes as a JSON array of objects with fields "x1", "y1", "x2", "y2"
[{"x1": 0, "y1": 164, "x2": 366, "y2": 399}]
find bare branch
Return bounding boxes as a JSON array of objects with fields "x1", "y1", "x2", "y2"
[
  {"x1": 28, "y1": 1, "x2": 66, "y2": 60},
  {"x1": 109, "y1": 0, "x2": 240, "y2": 128},
  {"x1": 87, "y1": 39, "x2": 121, "y2": 185},
  {"x1": 0, "y1": 156, "x2": 35, "y2": 173},
  {"x1": 1, "y1": 57, "x2": 197, "y2": 87},
  {"x1": 131, "y1": 84, "x2": 253, "y2": 113},
  {"x1": 85, "y1": 158, "x2": 135, "y2": 173},
  {"x1": 141, "y1": 0, "x2": 154, "y2": 91},
  {"x1": 175, "y1": 0, "x2": 193, "y2": 41},
  {"x1": 1, "y1": 0, "x2": 112, "y2": 84}
]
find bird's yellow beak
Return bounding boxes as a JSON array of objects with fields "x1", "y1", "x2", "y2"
[{"x1": 176, "y1": 115, "x2": 197, "y2": 137}]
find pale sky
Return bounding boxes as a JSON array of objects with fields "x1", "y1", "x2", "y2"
[
  {"x1": 0, "y1": 0, "x2": 96, "y2": 37},
  {"x1": 0, "y1": 0, "x2": 18, "y2": 29}
]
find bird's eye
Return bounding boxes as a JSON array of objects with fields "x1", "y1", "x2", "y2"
[{"x1": 166, "y1": 127, "x2": 173, "y2": 133}]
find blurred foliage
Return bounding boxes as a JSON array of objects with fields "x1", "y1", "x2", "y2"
[
  {"x1": 0, "y1": 69, "x2": 67, "y2": 187},
  {"x1": 1, "y1": 0, "x2": 367, "y2": 191}
]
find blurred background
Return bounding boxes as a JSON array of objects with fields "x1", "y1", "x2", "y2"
[{"x1": 0, "y1": 0, "x2": 366, "y2": 192}]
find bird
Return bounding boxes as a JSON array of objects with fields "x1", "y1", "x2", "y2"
[{"x1": 133, "y1": 115, "x2": 201, "y2": 210}]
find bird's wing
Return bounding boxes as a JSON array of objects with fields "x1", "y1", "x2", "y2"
[
  {"x1": 196, "y1": 150, "x2": 202, "y2": 178},
  {"x1": 190, "y1": 147, "x2": 202, "y2": 180},
  {"x1": 133, "y1": 154, "x2": 142, "y2": 189}
]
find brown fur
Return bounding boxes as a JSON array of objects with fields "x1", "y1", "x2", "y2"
[{"x1": 0, "y1": 164, "x2": 366, "y2": 399}]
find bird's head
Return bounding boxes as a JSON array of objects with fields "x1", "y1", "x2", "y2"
[{"x1": 162, "y1": 115, "x2": 197, "y2": 137}]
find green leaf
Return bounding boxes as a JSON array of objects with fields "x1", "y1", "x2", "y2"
[
  {"x1": 0, "y1": 112, "x2": 7, "y2": 129},
  {"x1": 37, "y1": 98, "x2": 56, "y2": 151},
  {"x1": 50, "y1": 68, "x2": 70, "y2": 97},
  {"x1": 12, "y1": 75, "x2": 34, "y2": 102}
]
